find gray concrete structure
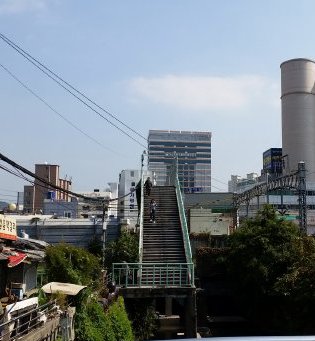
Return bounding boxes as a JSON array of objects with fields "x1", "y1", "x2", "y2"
[
  {"x1": 281, "y1": 58, "x2": 315, "y2": 183},
  {"x1": 14, "y1": 216, "x2": 120, "y2": 248}
]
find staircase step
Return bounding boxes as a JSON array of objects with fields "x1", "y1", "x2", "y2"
[{"x1": 142, "y1": 185, "x2": 188, "y2": 268}]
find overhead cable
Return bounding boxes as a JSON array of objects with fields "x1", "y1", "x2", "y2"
[
  {"x1": 0, "y1": 152, "x2": 133, "y2": 203},
  {"x1": 0, "y1": 33, "x2": 147, "y2": 149},
  {"x1": 0, "y1": 62, "x2": 118, "y2": 154}
]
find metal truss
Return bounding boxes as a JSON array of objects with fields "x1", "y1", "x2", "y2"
[{"x1": 233, "y1": 162, "x2": 307, "y2": 233}]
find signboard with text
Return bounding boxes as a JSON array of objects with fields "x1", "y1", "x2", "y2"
[{"x1": 0, "y1": 214, "x2": 17, "y2": 241}]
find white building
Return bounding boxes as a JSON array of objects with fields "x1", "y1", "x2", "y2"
[
  {"x1": 118, "y1": 169, "x2": 152, "y2": 229},
  {"x1": 77, "y1": 183, "x2": 118, "y2": 219},
  {"x1": 228, "y1": 173, "x2": 259, "y2": 193}
]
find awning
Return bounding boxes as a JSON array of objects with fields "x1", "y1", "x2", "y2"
[
  {"x1": 41, "y1": 282, "x2": 87, "y2": 296},
  {"x1": 7, "y1": 252, "x2": 27, "y2": 267}
]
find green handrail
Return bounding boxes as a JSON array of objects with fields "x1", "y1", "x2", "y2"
[
  {"x1": 112, "y1": 262, "x2": 194, "y2": 288},
  {"x1": 169, "y1": 158, "x2": 193, "y2": 264},
  {"x1": 138, "y1": 172, "x2": 145, "y2": 263}
]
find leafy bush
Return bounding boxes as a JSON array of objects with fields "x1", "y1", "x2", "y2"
[
  {"x1": 75, "y1": 298, "x2": 115, "y2": 341},
  {"x1": 125, "y1": 298, "x2": 159, "y2": 341},
  {"x1": 104, "y1": 231, "x2": 139, "y2": 269},
  {"x1": 45, "y1": 243, "x2": 101, "y2": 287},
  {"x1": 107, "y1": 296, "x2": 134, "y2": 341}
]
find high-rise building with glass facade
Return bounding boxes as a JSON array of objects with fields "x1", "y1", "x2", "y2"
[{"x1": 148, "y1": 130, "x2": 212, "y2": 193}]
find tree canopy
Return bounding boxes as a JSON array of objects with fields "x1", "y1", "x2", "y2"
[
  {"x1": 104, "y1": 230, "x2": 139, "y2": 270},
  {"x1": 223, "y1": 205, "x2": 315, "y2": 333},
  {"x1": 45, "y1": 243, "x2": 101, "y2": 287}
]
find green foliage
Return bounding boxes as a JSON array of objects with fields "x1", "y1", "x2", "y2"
[
  {"x1": 125, "y1": 299, "x2": 159, "y2": 341},
  {"x1": 196, "y1": 247, "x2": 229, "y2": 278},
  {"x1": 75, "y1": 296, "x2": 134, "y2": 341},
  {"x1": 75, "y1": 298, "x2": 115, "y2": 341},
  {"x1": 274, "y1": 236, "x2": 315, "y2": 302},
  {"x1": 220, "y1": 205, "x2": 315, "y2": 332},
  {"x1": 37, "y1": 288, "x2": 48, "y2": 306},
  {"x1": 45, "y1": 243, "x2": 101, "y2": 287},
  {"x1": 107, "y1": 297, "x2": 134, "y2": 341},
  {"x1": 45, "y1": 244, "x2": 135, "y2": 340},
  {"x1": 88, "y1": 236, "x2": 103, "y2": 258},
  {"x1": 226, "y1": 205, "x2": 301, "y2": 297},
  {"x1": 104, "y1": 230, "x2": 139, "y2": 269},
  {"x1": 189, "y1": 232, "x2": 211, "y2": 242}
]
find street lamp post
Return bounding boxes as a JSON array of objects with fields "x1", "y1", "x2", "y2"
[{"x1": 141, "y1": 150, "x2": 147, "y2": 179}]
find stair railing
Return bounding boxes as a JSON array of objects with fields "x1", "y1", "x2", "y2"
[
  {"x1": 112, "y1": 262, "x2": 194, "y2": 287},
  {"x1": 138, "y1": 171, "x2": 145, "y2": 264},
  {"x1": 169, "y1": 157, "x2": 193, "y2": 265}
]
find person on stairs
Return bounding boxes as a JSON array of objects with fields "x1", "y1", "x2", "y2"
[
  {"x1": 144, "y1": 177, "x2": 153, "y2": 196},
  {"x1": 149, "y1": 199, "x2": 157, "y2": 223}
]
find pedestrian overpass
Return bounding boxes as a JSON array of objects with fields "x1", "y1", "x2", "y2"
[{"x1": 112, "y1": 161, "x2": 197, "y2": 338}]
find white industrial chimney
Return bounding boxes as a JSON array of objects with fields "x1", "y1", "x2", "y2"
[{"x1": 281, "y1": 58, "x2": 315, "y2": 183}]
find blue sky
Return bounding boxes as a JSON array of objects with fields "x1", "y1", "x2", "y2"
[{"x1": 0, "y1": 0, "x2": 314, "y2": 199}]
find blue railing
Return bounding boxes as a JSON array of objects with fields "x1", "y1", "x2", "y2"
[{"x1": 112, "y1": 262, "x2": 194, "y2": 288}]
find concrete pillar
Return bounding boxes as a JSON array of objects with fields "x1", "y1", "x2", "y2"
[
  {"x1": 165, "y1": 297, "x2": 172, "y2": 316},
  {"x1": 184, "y1": 289, "x2": 197, "y2": 338}
]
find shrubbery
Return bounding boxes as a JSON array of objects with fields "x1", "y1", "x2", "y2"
[
  {"x1": 75, "y1": 296, "x2": 133, "y2": 341},
  {"x1": 45, "y1": 243, "x2": 135, "y2": 341},
  {"x1": 198, "y1": 205, "x2": 315, "y2": 334},
  {"x1": 45, "y1": 243, "x2": 101, "y2": 287}
]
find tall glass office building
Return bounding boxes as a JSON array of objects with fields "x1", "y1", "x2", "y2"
[{"x1": 148, "y1": 130, "x2": 212, "y2": 193}]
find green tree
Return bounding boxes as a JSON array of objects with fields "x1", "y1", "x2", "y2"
[
  {"x1": 227, "y1": 205, "x2": 301, "y2": 297},
  {"x1": 104, "y1": 230, "x2": 139, "y2": 269},
  {"x1": 107, "y1": 296, "x2": 134, "y2": 341},
  {"x1": 75, "y1": 295, "x2": 116, "y2": 341},
  {"x1": 45, "y1": 243, "x2": 101, "y2": 287},
  {"x1": 45, "y1": 244, "x2": 135, "y2": 340},
  {"x1": 125, "y1": 299, "x2": 159, "y2": 341},
  {"x1": 223, "y1": 205, "x2": 308, "y2": 331}
]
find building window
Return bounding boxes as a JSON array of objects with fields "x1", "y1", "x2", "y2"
[
  {"x1": 131, "y1": 181, "x2": 135, "y2": 186},
  {"x1": 64, "y1": 211, "x2": 71, "y2": 218},
  {"x1": 130, "y1": 171, "x2": 135, "y2": 177}
]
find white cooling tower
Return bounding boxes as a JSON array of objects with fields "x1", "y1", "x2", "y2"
[{"x1": 281, "y1": 58, "x2": 315, "y2": 182}]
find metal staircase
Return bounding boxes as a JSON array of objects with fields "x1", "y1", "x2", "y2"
[
  {"x1": 142, "y1": 186, "x2": 186, "y2": 263},
  {"x1": 112, "y1": 157, "x2": 194, "y2": 288}
]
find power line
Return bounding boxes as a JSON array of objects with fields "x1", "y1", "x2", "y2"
[
  {"x1": 0, "y1": 152, "x2": 134, "y2": 204},
  {"x1": 0, "y1": 33, "x2": 147, "y2": 149},
  {"x1": 0, "y1": 187, "x2": 18, "y2": 192},
  {"x1": 211, "y1": 176, "x2": 228, "y2": 186},
  {"x1": 0, "y1": 62, "x2": 121, "y2": 155},
  {"x1": 0, "y1": 154, "x2": 102, "y2": 202},
  {"x1": 0, "y1": 193, "x2": 17, "y2": 198}
]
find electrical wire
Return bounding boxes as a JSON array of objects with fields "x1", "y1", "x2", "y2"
[
  {"x1": 0, "y1": 187, "x2": 19, "y2": 192},
  {"x1": 0, "y1": 32, "x2": 147, "y2": 142},
  {"x1": 0, "y1": 33, "x2": 147, "y2": 149},
  {"x1": 0, "y1": 152, "x2": 134, "y2": 204},
  {"x1": 0, "y1": 193, "x2": 17, "y2": 198},
  {"x1": 211, "y1": 176, "x2": 228, "y2": 186},
  {"x1": 0, "y1": 62, "x2": 119, "y2": 155}
]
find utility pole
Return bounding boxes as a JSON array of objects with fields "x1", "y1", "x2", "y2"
[{"x1": 101, "y1": 200, "x2": 108, "y2": 269}]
